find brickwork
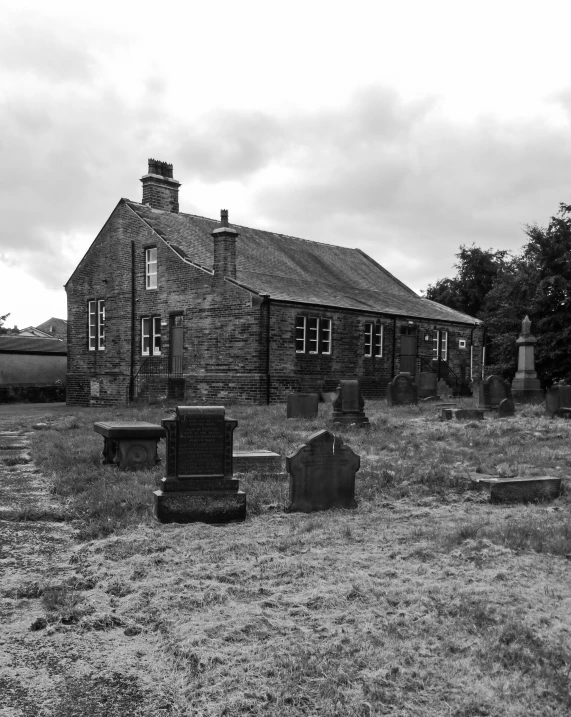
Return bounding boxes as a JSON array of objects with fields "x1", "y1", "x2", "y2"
[{"x1": 66, "y1": 200, "x2": 484, "y2": 406}]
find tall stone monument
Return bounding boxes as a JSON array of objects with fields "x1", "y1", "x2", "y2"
[
  {"x1": 153, "y1": 406, "x2": 246, "y2": 524},
  {"x1": 511, "y1": 316, "x2": 544, "y2": 404}
]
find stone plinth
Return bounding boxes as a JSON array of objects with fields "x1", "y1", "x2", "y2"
[
  {"x1": 287, "y1": 393, "x2": 319, "y2": 419},
  {"x1": 233, "y1": 450, "x2": 283, "y2": 473},
  {"x1": 470, "y1": 474, "x2": 561, "y2": 503},
  {"x1": 286, "y1": 429, "x2": 359, "y2": 513},
  {"x1": 386, "y1": 373, "x2": 418, "y2": 406},
  {"x1": 332, "y1": 380, "x2": 369, "y2": 428},
  {"x1": 511, "y1": 315, "x2": 544, "y2": 404},
  {"x1": 93, "y1": 421, "x2": 165, "y2": 469},
  {"x1": 153, "y1": 406, "x2": 245, "y2": 524}
]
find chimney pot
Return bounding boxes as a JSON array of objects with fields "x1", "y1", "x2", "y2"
[{"x1": 141, "y1": 159, "x2": 180, "y2": 212}]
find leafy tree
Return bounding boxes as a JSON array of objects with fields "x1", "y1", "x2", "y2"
[
  {"x1": 424, "y1": 245, "x2": 509, "y2": 318},
  {"x1": 0, "y1": 313, "x2": 10, "y2": 334}
]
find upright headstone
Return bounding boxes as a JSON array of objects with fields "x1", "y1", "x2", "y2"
[
  {"x1": 287, "y1": 393, "x2": 319, "y2": 419},
  {"x1": 545, "y1": 382, "x2": 571, "y2": 417},
  {"x1": 417, "y1": 372, "x2": 438, "y2": 399},
  {"x1": 511, "y1": 316, "x2": 544, "y2": 404},
  {"x1": 479, "y1": 375, "x2": 513, "y2": 410},
  {"x1": 386, "y1": 373, "x2": 418, "y2": 406},
  {"x1": 286, "y1": 429, "x2": 359, "y2": 513},
  {"x1": 498, "y1": 398, "x2": 515, "y2": 417},
  {"x1": 153, "y1": 406, "x2": 245, "y2": 524},
  {"x1": 331, "y1": 380, "x2": 369, "y2": 427}
]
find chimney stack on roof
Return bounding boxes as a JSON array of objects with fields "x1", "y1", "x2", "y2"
[
  {"x1": 140, "y1": 159, "x2": 181, "y2": 213},
  {"x1": 211, "y1": 209, "x2": 239, "y2": 281}
]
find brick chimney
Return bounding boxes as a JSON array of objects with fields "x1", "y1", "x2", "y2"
[
  {"x1": 211, "y1": 209, "x2": 238, "y2": 280},
  {"x1": 140, "y1": 159, "x2": 181, "y2": 212}
]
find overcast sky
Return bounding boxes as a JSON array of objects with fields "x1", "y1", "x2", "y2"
[{"x1": 2, "y1": 0, "x2": 571, "y2": 328}]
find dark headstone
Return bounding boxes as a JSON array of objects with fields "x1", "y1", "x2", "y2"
[
  {"x1": 286, "y1": 429, "x2": 359, "y2": 513},
  {"x1": 331, "y1": 380, "x2": 369, "y2": 427},
  {"x1": 479, "y1": 375, "x2": 513, "y2": 410},
  {"x1": 287, "y1": 393, "x2": 319, "y2": 419},
  {"x1": 93, "y1": 421, "x2": 165, "y2": 469},
  {"x1": 498, "y1": 398, "x2": 515, "y2": 417},
  {"x1": 470, "y1": 474, "x2": 561, "y2": 503},
  {"x1": 441, "y1": 408, "x2": 485, "y2": 421},
  {"x1": 417, "y1": 372, "x2": 438, "y2": 398},
  {"x1": 386, "y1": 373, "x2": 418, "y2": 406},
  {"x1": 154, "y1": 406, "x2": 245, "y2": 524},
  {"x1": 546, "y1": 383, "x2": 571, "y2": 417}
]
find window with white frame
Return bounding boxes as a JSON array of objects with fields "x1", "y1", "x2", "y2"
[
  {"x1": 145, "y1": 247, "x2": 157, "y2": 289},
  {"x1": 432, "y1": 329, "x2": 448, "y2": 361},
  {"x1": 88, "y1": 299, "x2": 105, "y2": 351},
  {"x1": 142, "y1": 316, "x2": 161, "y2": 355},
  {"x1": 295, "y1": 315, "x2": 332, "y2": 355},
  {"x1": 365, "y1": 322, "x2": 383, "y2": 357},
  {"x1": 295, "y1": 315, "x2": 306, "y2": 353}
]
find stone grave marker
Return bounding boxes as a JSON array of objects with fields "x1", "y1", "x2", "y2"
[
  {"x1": 479, "y1": 375, "x2": 513, "y2": 410},
  {"x1": 546, "y1": 383, "x2": 571, "y2": 417},
  {"x1": 153, "y1": 406, "x2": 245, "y2": 523},
  {"x1": 417, "y1": 372, "x2": 438, "y2": 399},
  {"x1": 386, "y1": 373, "x2": 418, "y2": 406},
  {"x1": 331, "y1": 380, "x2": 369, "y2": 427},
  {"x1": 470, "y1": 473, "x2": 561, "y2": 503},
  {"x1": 93, "y1": 421, "x2": 165, "y2": 469},
  {"x1": 286, "y1": 429, "x2": 359, "y2": 513},
  {"x1": 498, "y1": 398, "x2": 515, "y2": 417},
  {"x1": 441, "y1": 408, "x2": 484, "y2": 421},
  {"x1": 512, "y1": 315, "x2": 544, "y2": 404},
  {"x1": 287, "y1": 393, "x2": 319, "y2": 419}
]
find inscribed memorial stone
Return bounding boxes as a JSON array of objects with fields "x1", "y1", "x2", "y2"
[
  {"x1": 287, "y1": 393, "x2": 319, "y2": 419},
  {"x1": 386, "y1": 373, "x2": 418, "y2": 406},
  {"x1": 331, "y1": 380, "x2": 369, "y2": 427},
  {"x1": 479, "y1": 375, "x2": 513, "y2": 410},
  {"x1": 154, "y1": 406, "x2": 245, "y2": 523},
  {"x1": 286, "y1": 429, "x2": 359, "y2": 513}
]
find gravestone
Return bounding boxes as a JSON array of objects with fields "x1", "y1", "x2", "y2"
[
  {"x1": 470, "y1": 474, "x2": 561, "y2": 503},
  {"x1": 233, "y1": 450, "x2": 283, "y2": 474},
  {"x1": 331, "y1": 380, "x2": 369, "y2": 427},
  {"x1": 93, "y1": 421, "x2": 165, "y2": 469},
  {"x1": 286, "y1": 429, "x2": 359, "y2": 513},
  {"x1": 545, "y1": 383, "x2": 571, "y2": 417},
  {"x1": 479, "y1": 375, "x2": 513, "y2": 411},
  {"x1": 153, "y1": 406, "x2": 245, "y2": 524},
  {"x1": 386, "y1": 373, "x2": 418, "y2": 406},
  {"x1": 417, "y1": 372, "x2": 438, "y2": 399},
  {"x1": 498, "y1": 398, "x2": 515, "y2": 417},
  {"x1": 511, "y1": 316, "x2": 544, "y2": 404},
  {"x1": 287, "y1": 393, "x2": 319, "y2": 419}
]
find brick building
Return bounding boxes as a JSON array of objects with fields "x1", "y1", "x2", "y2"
[{"x1": 65, "y1": 160, "x2": 483, "y2": 406}]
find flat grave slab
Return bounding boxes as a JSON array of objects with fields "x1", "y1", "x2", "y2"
[
  {"x1": 470, "y1": 473, "x2": 562, "y2": 503},
  {"x1": 441, "y1": 408, "x2": 485, "y2": 421},
  {"x1": 93, "y1": 421, "x2": 165, "y2": 469},
  {"x1": 233, "y1": 450, "x2": 282, "y2": 474}
]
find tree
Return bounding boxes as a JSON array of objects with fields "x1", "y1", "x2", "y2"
[
  {"x1": 0, "y1": 313, "x2": 10, "y2": 334},
  {"x1": 424, "y1": 245, "x2": 509, "y2": 318}
]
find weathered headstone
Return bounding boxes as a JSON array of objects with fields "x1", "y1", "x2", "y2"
[
  {"x1": 331, "y1": 380, "x2": 369, "y2": 427},
  {"x1": 417, "y1": 371, "x2": 438, "y2": 399},
  {"x1": 511, "y1": 316, "x2": 544, "y2": 404},
  {"x1": 479, "y1": 375, "x2": 513, "y2": 411},
  {"x1": 545, "y1": 383, "x2": 571, "y2": 417},
  {"x1": 286, "y1": 429, "x2": 359, "y2": 513},
  {"x1": 93, "y1": 421, "x2": 165, "y2": 469},
  {"x1": 386, "y1": 373, "x2": 418, "y2": 406},
  {"x1": 497, "y1": 398, "x2": 515, "y2": 417},
  {"x1": 153, "y1": 406, "x2": 245, "y2": 524},
  {"x1": 470, "y1": 474, "x2": 561, "y2": 503},
  {"x1": 287, "y1": 393, "x2": 319, "y2": 419}
]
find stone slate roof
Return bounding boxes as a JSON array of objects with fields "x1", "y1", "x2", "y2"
[
  {"x1": 126, "y1": 200, "x2": 479, "y2": 325},
  {"x1": 0, "y1": 336, "x2": 67, "y2": 354},
  {"x1": 35, "y1": 317, "x2": 67, "y2": 341}
]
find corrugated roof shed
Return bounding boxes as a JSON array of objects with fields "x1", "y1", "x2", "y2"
[{"x1": 0, "y1": 337, "x2": 67, "y2": 354}]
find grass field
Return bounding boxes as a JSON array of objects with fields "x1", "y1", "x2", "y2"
[{"x1": 11, "y1": 398, "x2": 571, "y2": 714}]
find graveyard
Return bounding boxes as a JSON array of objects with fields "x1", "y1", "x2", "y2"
[{"x1": 1, "y1": 396, "x2": 571, "y2": 715}]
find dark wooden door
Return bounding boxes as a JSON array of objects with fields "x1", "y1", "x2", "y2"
[
  {"x1": 170, "y1": 316, "x2": 183, "y2": 374},
  {"x1": 400, "y1": 329, "x2": 417, "y2": 375}
]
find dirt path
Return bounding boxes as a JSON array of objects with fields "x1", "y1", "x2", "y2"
[{"x1": 0, "y1": 414, "x2": 174, "y2": 717}]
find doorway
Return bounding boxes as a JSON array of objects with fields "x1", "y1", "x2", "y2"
[
  {"x1": 169, "y1": 315, "x2": 184, "y2": 374},
  {"x1": 400, "y1": 326, "x2": 417, "y2": 376}
]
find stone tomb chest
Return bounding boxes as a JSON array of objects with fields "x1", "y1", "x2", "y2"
[
  {"x1": 93, "y1": 421, "x2": 165, "y2": 469},
  {"x1": 153, "y1": 406, "x2": 246, "y2": 524},
  {"x1": 286, "y1": 429, "x2": 359, "y2": 513}
]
